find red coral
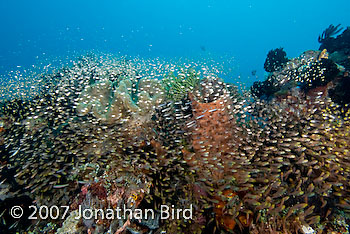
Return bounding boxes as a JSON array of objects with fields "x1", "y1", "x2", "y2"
[
  {"x1": 81, "y1": 184, "x2": 89, "y2": 196},
  {"x1": 70, "y1": 184, "x2": 89, "y2": 210},
  {"x1": 90, "y1": 182, "x2": 107, "y2": 200}
]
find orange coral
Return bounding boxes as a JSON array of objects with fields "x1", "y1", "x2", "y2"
[
  {"x1": 184, "y1": 93, "x2": 251, "y2": 231},
  {"x1": 213, "y1": 189, "x2": 238, "y2": 230},
  {"x1": 238, "y1": 210, "x2": 253, "y2": 228},
  {"x1": 185, "y1": 93, "x2": 240, "y2": 182}
]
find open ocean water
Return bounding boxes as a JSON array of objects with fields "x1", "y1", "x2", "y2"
[{"x1": 0, "y1": 0, "x2": 350, "y2": 233}]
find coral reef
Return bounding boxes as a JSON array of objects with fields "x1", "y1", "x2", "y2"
[
  {"x1": 1, "y1": 49, "x2": 350, "y2": 234},
  {"x1": 183, "y1": 74, "x2": 350, "y2": 233},
  {"x1": 318, "y1": 24, "x2": 344, "y2": 44},
  {"x1": 316, "y1": 24, "x2": 350, "y2": 107},
  {"x1": 161, "y1": 68, "x2": 200, "y2": 101},
  {"x1": 252, "y1": 50, "x2": 342, "y2": 99},
  {"x1": 319, "y1": 25, "x2": 350, "y2": 70},
  {"x1": 329, "y1": 74, "x2": 350, "y2": 106},
  {"x1": 76, "y1": 77, "x2": 165, "y2": 125},
  {"x1": 184, "y1": 77, "x2": 255, "y2": 231},
  {"x1": 56, "y1": 210, "x2": 81, "y2": 234},
  {"x1": 68, "y1": 169, "x2": 153, "y2": 234},
  {"x1": 247, "y1": 90, "x2": 350, "y2": 233},
  {"x1": 153, "y1": 99, "x2": 192, "y2": 149},
  {"x1": 264, "y1": 47, "x2": 289, "y2": 72},
  {"x1": 319, "y1": 25, "x2": 348, "y2": 52},
  {"x1": 185, "y1": 83, "x2": 239, "y2": 182}
]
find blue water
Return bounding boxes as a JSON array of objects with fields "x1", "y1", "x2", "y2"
[{"x1": 1, "y1": 0, "x2": 349, "y2": 87}]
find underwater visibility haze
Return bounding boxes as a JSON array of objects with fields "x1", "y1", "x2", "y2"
[{"x1": 1, "y1": 0, "x2": 350, "y2": 233}]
